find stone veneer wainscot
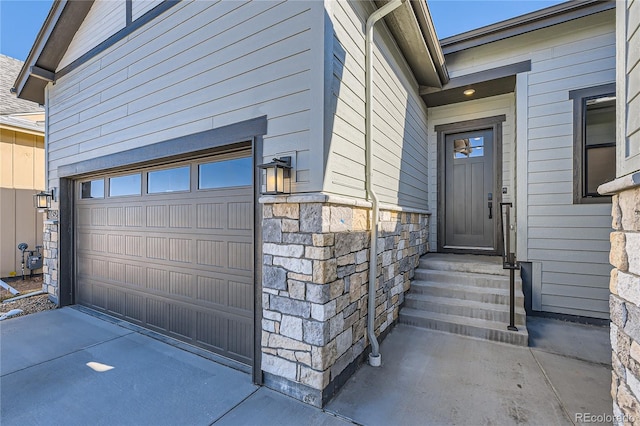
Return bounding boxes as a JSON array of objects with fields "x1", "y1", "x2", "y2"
[
  {"x1": 602, "y1": 173, "x2": 640, "y2": 424},
  {"x1": 259, "y1": 194, "x2": 429, "y2": 407},
  {"x1": 42, "y1": 216, "x2": 59, "y2": 302}
]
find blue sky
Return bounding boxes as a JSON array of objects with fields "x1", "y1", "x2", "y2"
[{"x1": 0, "y1": 0, "x2": 565, "y2": 62}]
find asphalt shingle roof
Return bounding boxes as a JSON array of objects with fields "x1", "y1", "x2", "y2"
[{"x1": 1, "y1": 54, "x2": 44, "y2": 115}]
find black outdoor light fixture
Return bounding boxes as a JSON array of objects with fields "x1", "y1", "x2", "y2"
[
  {"x1": 258, "y1": 156, "x2": 292, "y2": 195},
  {"x1": 34, "y1": 190, "x2": 53, "y2": 209}
]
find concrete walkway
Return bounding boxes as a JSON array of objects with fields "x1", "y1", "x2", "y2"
[
  {"x1": 327, "y1": 321, "x2": 612, "y2": 426},
  {"x1": 1, "y1": 307, "x2": 611, "y2": 425}
]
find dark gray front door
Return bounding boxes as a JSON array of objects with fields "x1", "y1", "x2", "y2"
[{"x1": 444, "y1": 129, "x2": 495, "y2": 251}]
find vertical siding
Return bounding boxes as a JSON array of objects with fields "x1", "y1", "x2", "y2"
[
  {"x1": 628, "y1": 0, "x2": 640, "y2": 159},
  {"x1": 445, "y1": 10, "x2": 615, "y2": 318},
  {"x1": 0, "y1": 189, "x2": 45, "y2": 278},
  {"x1": 620, "y1": 0, "x2": 640, "y2": 175},
  {"x1": 324, "y1": 0, "x2": 429, "y2": 210},
  {"x1": 426, "y1": 94, "x2": 515, "y2": 253},
  {"x1": 57, "y1": 0, "x2": 126, "y2": 70},
  {"x1": 47, "y1": 0, "x2": 323, "y2": 193},
  {"x1": 0, "y1": 128, "x2": 45, "y2": 190},
  {"x1": 0, "y1": 128, "x2": 45, "y2": 277},
  {"x1": 132, "y1": 0, "x2": 163, "y2": 21}
]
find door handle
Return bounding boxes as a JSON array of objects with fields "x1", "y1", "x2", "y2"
[{"x1": 487, "y1": 193, "x2": 493, "y2": 219}]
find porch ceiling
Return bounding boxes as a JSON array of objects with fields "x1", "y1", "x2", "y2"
[{"x1": 420, "y1": 60, "x2": 531, "y2": 107}]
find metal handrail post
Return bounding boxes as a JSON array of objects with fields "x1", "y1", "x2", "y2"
[
  {"x1": 508, "y1": 265, "x2": 518, "y2": 331},
  {"x1": 500, "y1": 202, "x2": 518, "y2": 332}
]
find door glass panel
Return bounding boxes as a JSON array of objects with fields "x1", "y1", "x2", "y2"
[
  {"x1": 454, "y1": 136, "x2": 484, "y2": 158},
  {"x1": 199, "y1": 157, "x2": 252, "y2": 189},
  {"x1": 148, "y1": 166, "x2": 190, "y2": 194},
  {"x1": 109, "y1": 174, "x2": 141, "y2": 197},
  {"x1": 81, "y1": 180, "x2": 104, "y2": 199}
]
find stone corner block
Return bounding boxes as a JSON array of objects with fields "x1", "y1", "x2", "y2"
[
  {"x1": 312, "y1": 259, "x2": 338, "y2": 284},
  {"x1": 300, "y1": 204, "x2": 330, "y2": 233},
  {"x1": 303, "y1": 320, "x2": 330, "y2": 346},
  {"x1": 611, "y1": 232, "x2": 629, "y2": 272},
  {"x1": 329, "y1": 206, "x2": 353, "y2": 233}
]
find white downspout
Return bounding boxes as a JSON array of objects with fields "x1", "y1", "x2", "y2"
[
  {"x1": 44, "y1": 84, "x2": 49, "y2": 196},
  {"x1": 365, "y1": 0, "x2": 405, "y2": 368}
]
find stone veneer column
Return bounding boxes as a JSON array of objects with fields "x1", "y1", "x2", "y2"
[
  {"x1": 260, "y1": 195, "x2": 428, "y2": 407},
  {"x1": 607, "y1": 181, "x2": 640, "y2": 424},
  {"x1": 42, "y1": 214, "x2": 59, "y2": 303}
]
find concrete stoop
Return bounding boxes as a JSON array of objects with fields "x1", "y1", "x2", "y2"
[{"x1": 400, "y1": 253, "x2": 529, "y2": 346}]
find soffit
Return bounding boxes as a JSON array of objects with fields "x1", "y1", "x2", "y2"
[
  {"x1": 14, "y1": 0, "x2": 94, "y2": 105},
  {"x1": 375, "y1": 0, "x2": 448, "y2": 88}
]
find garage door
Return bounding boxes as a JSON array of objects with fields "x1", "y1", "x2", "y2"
[{"x1": 75, "y1": 152, "x2": 254, "y2": 365}]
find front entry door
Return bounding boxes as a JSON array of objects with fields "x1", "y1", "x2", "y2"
[{"x1": 444, "y1": 129, "x2": 495, "y2": 251}]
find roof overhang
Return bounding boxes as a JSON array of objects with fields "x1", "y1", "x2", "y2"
[
  {"x1": 440, "y1": 0, "x2": 615, "y2": 55},
  {"x1": 0, "y1": 115, "x2": 45, "y2": 136},
  {"x1": 421, "y1": 60, "x2": 531, "y2": 107},
  {"x1": 13, "y1": 0, "x2": 94, "y2": 105},
  {"x1": 375, "y1": 0, "x2": 449, "y2": 88}
]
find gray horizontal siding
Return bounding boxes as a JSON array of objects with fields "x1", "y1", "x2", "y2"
[
  {"x1": 57, "y1": 0, "x2": 126, "y2": 70},
  {"x1": 526, "y1": 18, "x2": 614, "y2": 319},
  {"x1": 132, "y1": 0, "x2": 162, "y2": 21},
  {"x1": 324, "y1": 0, "x2": 429, "y2": 210},
  {"x1": 47, "y1": 1, "x2": 323, "y2": 193}
]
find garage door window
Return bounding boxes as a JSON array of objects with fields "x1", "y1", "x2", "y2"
[
  {"x1": 148, "y1": 166, "x2": 190, "y2": 194},
  {"x1": 81, "y1": 180, "x2": 104, "y2": 199},
  {"x1": 109, "y1": 174, "x2": 141, "y2": 197},
  {"x1": 199, "y1": 157, "x2": 252, "y2": 189}
]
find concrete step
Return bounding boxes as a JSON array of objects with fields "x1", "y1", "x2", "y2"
[
  {"x1": 404, "y1": 293, "x2": 526, "y2": 325},
  {"x1": 399, "y1": 308, "x2": 529, "y2": 346},
  {"x1": 409, "y1": 280, "x2": 525, "y2": 308},
  {"x1": 413, "y1": 268, "x2": 522, "y2": 290},
  {"x1": 419, "y1": 253, "x2": 510, "y2": 276}
]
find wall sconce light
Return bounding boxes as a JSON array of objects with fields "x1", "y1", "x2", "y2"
[
  {"x1": 258, "y1": 156, "x2": 292, "y2": 195},
  {"x1": 34, "y1": 190, "x2": 53, "y2": 210}
]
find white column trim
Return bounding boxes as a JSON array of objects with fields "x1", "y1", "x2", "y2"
[{"x1": 515, "y1": 72, "x2": 529, "y2": 262}]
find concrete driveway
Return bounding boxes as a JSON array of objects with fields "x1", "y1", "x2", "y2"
[
  {"x1": 0, "y1": 307, "x2": 347, "y2": 426},
  {"x1": 1, "y1": 306, "x2": 612, "y2": 425}
]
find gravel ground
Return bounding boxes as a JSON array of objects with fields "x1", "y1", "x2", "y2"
[
  {"x1": 1, "y1": 294, "x2": 57, "y2": 319},
  {"x1": 1, "y1": 275, "x2": 43, "y2": 301}
]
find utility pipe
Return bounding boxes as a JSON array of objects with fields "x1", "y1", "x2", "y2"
[
  {"x1": 365, "y1": 0, "x2": 406, "y2": 368},
  {"x1": 44, "y1": 84, "x2": 50, "y2": 201}
]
